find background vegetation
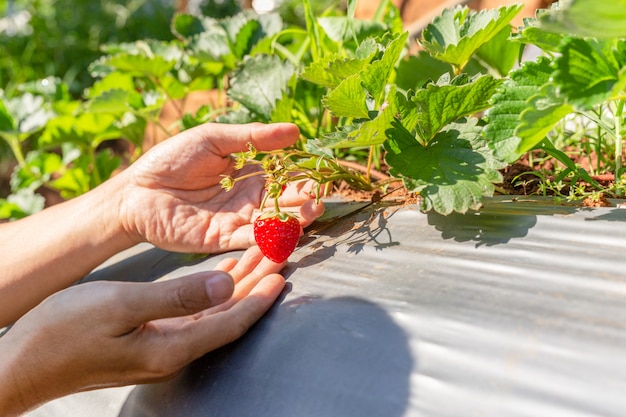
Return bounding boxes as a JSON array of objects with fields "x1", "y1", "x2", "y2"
[{"x1": 1, "y1": 0, "x2": 625, "y2": 220}]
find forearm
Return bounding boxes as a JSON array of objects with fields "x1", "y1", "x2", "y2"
[
  {"x1": 0, "y1": 174, "x2": 136, "y2": 327},
  {"x1": 0, "y1": 331, "x2": 37, "y2": 416}
]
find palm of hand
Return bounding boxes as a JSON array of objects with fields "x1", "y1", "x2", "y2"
[{"x1": 117, "y1": 124, "x2": 319, "y2": 254}]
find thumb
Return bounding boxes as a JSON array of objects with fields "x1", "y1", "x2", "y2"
[
  {"x1": 192, "y1": 122, "x2": 300, "y2": 156},
  {"x1": 120, "y1": 271, "x2": 234, "y2": 326}
]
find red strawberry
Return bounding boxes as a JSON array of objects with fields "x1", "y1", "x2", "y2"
[{"x1": 253, "y1": 212, "x2": 301, "y2": 263}]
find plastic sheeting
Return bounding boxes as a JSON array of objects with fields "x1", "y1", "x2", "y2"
[{"x1": 24, "y1": 197, "x2": 626, "y2": 417}]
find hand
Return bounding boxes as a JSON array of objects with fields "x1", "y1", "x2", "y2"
[
  {"x1": 116, "y1": 122, "x2": 324, "y2": 254},
  {"x1": 0, "y1": 247, "x2": 286, "y2": 416}
]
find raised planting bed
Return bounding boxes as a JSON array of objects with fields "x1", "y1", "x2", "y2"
[{"x1": 25, "y1": 196, "x2": 626, "y2": 417}]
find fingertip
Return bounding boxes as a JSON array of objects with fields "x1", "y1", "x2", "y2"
[
  {"x1": 205, "y1": 272, "x2": 235, "y2": 305},
  {"x1": 251, "y1": 123, "x2": 300, "y2": 150},
  {"x1": 300, "y1": 199, "x2": 325, "y2": 225}
]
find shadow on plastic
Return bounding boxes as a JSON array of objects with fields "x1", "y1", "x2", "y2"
[{"x1": 118, "y1": 296, "x2": 413, "y2": 417}]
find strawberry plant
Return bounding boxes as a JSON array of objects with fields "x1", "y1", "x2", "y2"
[{"x1": 3, "y1": 0, "x2": 626, "y2": 222}]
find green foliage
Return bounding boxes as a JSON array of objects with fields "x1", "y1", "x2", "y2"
[
  {"x1": 0, "y1": 0, "x2": 178, "y2": 96},
  {"x1": 3, "y1": 0, "x2": 626, "y2": 220}
]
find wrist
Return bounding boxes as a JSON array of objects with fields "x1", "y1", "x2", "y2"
[
  {"x1": 0, "y1": 335, "x2": 38, "y2": 416},
  {"x1": 88, "y1": 171, "x2": 140, "y2": 251}
]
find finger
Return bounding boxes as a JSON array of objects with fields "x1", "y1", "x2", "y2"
[
  {"x1": 115, "y1": 271, "x2": 235, "y2": 329},
  {"x1": 195, "y1": 247, "x2": 286, "y2": 317},
  {"x1": 278, "y1": 179, "x2": 319, "y2": 205},
  {"x1": 298, "y1": 199, "x2": 325, "y2": 227},
  {"x1": 185, "y1": 273, "x2": 286, "y2": 356},
  {"x1": 191, "y1": 122, "x2": 300, "y2": 157},
  {"x1": 227, "y1": 246, "x2": 286, "y2": 284},
  {"x1": 214, "y1": 257, "x2": 239, "y2": 273}
]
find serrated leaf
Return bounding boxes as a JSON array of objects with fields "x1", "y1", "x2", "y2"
[
  {"x1": 411, "y1": 74, "x2": 503, "y2": 142},
  {"x1": 484, "y1": 57, "x2": 553, "y2": 162},
  {"x1": 86, "y1": 89, "x2": 134, "y2": 114},
  {"x1": 349, "y1": 85, "x2": 403, "y2": 147},
  {"x1": 302, "y1": 51, "x2": 376, "y2": 89},
  {"x1": 420, "y1": 4, "x2": 523, "y2": 71},
  {"x1": 318, "y1": 16, "x2": 387, "y2": 44},
  {"x1": 515, "y1": 83, "x2": 574, "y2": 153},
  {"x1": 395, "y1": 51, "x2": 453, "y2": 92},
  {"x1": 475, "y1": 24, "x2": 521, "y2": 76},
  {"x1": 322, "y1": 74, "x2": 369, "y2": 118},
  {"x1": 514, "y1": 11, "x2": 565, "y2": 53},
  {"x1": 361, "y1": 32, "x2": 408, "y2": 107},
  {"x1": 0, "y1": 189, "x2": 45, "y2": 219},
  {"x1": 86, "y1": 72, "x2": 136, "y2": 99},
  {"x1": 270, "y1": 89, "x2": 293, "y2": 123},
  {"x1": 539, "y1": 0, "x2": 626, "y2": 39},
  {"x1": 228, "y1": 55, "x2": 295, "y2": 120},
  {"x1": 553, "y1": 38, "x2": 626, "y2": 110},
  {"x1": 321, "y1": 85, "x2": 403, "y2": 148},
  {"x1": 0, "y1": 93, "x2": 53, "y2": 137},
  {"x1": 188, "y1": 27, "x2": 233, "y2": 69},
  {"x1": 385, "y1": 118, "x2": 504, "y2": 215},
  {"x1": 39, "y1": 113, "x2": 120, "y2": 149},
  {"x1": 10, "y1": 151, "x2": 64, "y2": 191},
  {"x1": 104, "y1": 54, "x2": 175, "y2": 78},
  {"x1": 215, "y1": 108, "x2": 254, "y2": 124}
]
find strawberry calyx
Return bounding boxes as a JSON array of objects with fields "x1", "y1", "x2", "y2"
[{"x1": 255, "y1": 210, "x2": 295, "y2": 222}]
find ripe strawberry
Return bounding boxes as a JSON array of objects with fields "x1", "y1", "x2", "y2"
[{"x1": 253, "y1": 212, "x2": 301, "y2": 263}]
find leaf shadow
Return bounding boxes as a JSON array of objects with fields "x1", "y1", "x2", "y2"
[{"x1": 291, "y1": 202, "x2": 402, "y2": 269}]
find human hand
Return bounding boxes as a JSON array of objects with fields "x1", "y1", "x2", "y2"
[
  {"x1": 0, "y1": 247, "x2": 286, "y2": 416},
  {"x1": 116, "y1": 122, "x2": 324, "y2": 254}
]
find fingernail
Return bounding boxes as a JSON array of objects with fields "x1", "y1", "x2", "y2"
[{"x1": 205, "y1": 272, "x2": 234, "y2": 304}]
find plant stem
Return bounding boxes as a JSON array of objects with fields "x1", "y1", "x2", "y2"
[
  {"x1": 5, "y1": 135, "x2": 27, "y2": 168},
  {"x1": 615, "y1": 100, "x2": 624, "y2": 195},
  {"x1": 373, "y1": 0, "x2": 391, "y2": 22}
]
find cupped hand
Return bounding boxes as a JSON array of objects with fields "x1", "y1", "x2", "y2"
[
  {"x1": 0, "y1": 247, "x2": 286, "y2": 415},
  {"x1": 117, "y1": 122, "x2": 324, "y2": 254}
]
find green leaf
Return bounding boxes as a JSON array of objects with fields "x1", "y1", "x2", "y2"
[
  {"x1": 0, "y1": 93, "x2": 53, "y2": 137},
  {"x1": 514, "y1": 11, "x2": 565, "y2": 53},
  {"x1": 475, "y1": 24, "x2": 522, "y2": 76},
  {"x1": 172, "y1": 13, "x2": 205, "y2": 39},
  {"x1": 227, "y1": 54, "x2": 295, "y2": 120},
  {"x1": 395, "y1": 51, "x2": 453, "y2": 92},
  {"x1": 10, "y1": 151, "x2": 64, "y2": 191},
  {"x1": 86, "y1": 89, "x2": 134, "y2": 115},
  {"x1": 92, "y1": 40, "x2": 183, "y2": 79},
  {"x1": 411, "y1": 74, "x2": 503, "y2": 142},
  {"x1": 322, "y1": 74, "x2": 369, "y2": 119},
  {"x1": 539, "y1": 0, "x2": 626, "y2": 39},
  {"x1": 320, "y1": 85, "x2": 403, "y2": 148},
  {"x1": 103, "y1": 53, "x2": 175, "y2": 78},
  {"x1": 385, "y1": 118, "x2": 505, "y2": 215},
  {"x1": 552, "y1": 38, "x2": 626, "y2": 110},
  {"x1": 361, "y1": 32, "x2": 408, "y2": 107},
  {"x1": 216, "y1": 108, "x2": 254, "y2": 124},
  {"x1": 50, "y1": 165, "x2": 91, "y2": 199},
  {"x1": 301, "y1": 51, "x2": 376, "y2": 89},
  {"x1": 318, "y1": 16, "x2": 387, "y2": 45},
  {"x1": 86, "y1": 72, "x2": 136, "y2": 98},
  {"x1": 484, "y1": 57, "x2": 553, "y2": 162},
  {"x1": 0, "y1": 189, "x2": 45, "y2": 220},
  {"x1": 515, "y1": 83, "x2": 574, "y2": 153},
  {"x1": 0, "y1": 99, "x2": 14, "y2": 132},
  {"x1": 39, "y1": 113, "x2": 120, "y2": 149},
  {"x1": 94, "y1": 148, "x2": 121, "y2": 187},
  {"x1": 420, "y1": 4, "x2": 523, "y2": 71}
]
